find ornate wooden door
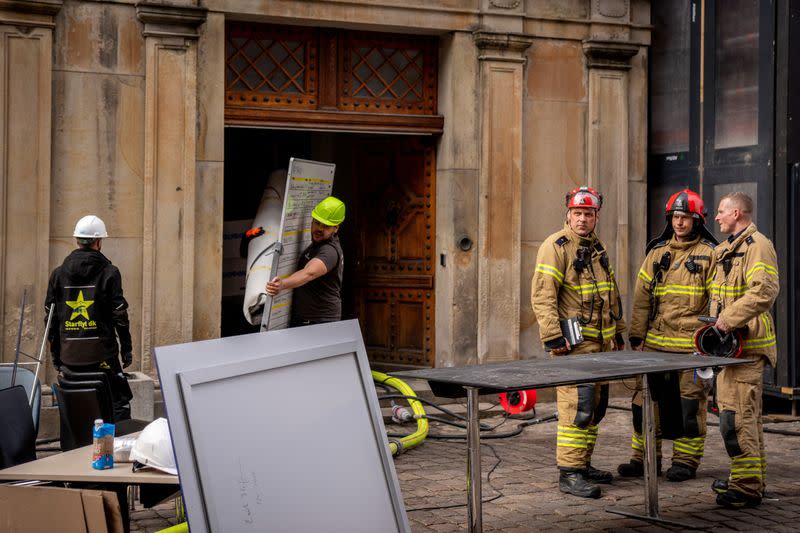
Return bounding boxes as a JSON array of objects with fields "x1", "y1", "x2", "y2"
[{"x1": 353, "y1": 138, "x2": 435, "y2": 368}]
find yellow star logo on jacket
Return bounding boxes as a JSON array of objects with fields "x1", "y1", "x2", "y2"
[{"x1": 66, "y1": 290, "x2": 94, "y2": 320}]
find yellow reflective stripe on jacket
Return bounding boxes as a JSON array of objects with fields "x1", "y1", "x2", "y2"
[
  {"x1": 645, "y1": 332, "x2": 694, "y2": 349},
  {"x1": 652, "y1": 284, "x2": 707, "y2": 296},
  {"x1": 563, "y1": 281, "x2": 614, "y2": 294},
  {"x1": 638, "y1": 269, "x2": 652, "y2": 283},
  {"x1": 535, "y1": 263, "x2": 564, "y2": 283},
  {"x1": 581, "y1": 324, "x2": 617, "y2": 339},
  {"x1": 745, "y1": 261, "x2": 779, "y2": 283},
  {"x1": 710, "y1": 284, "x2": 748, "y2": 298},
  {"x1": 741, "y1": 313, "x2": 777, "y2": 349}
]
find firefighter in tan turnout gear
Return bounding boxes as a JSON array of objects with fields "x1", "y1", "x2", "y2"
[
  {"x1": 707, "y1": 192, "x2": 778, "y2": 509},
  {"x1": 617, "y1": 189, "x2": 718, "y2": 482},
  {"x1": 531, "y1": 186, "x2": 626, "y2": 499}
]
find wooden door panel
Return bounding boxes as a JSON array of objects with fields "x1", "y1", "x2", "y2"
[{"x1": 354, "y1": 138, "x2": 434, "y2": 367}]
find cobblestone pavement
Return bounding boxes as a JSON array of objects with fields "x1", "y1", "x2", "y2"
[{"x1": 130, "y1": 399, "x2": 800, "y2": 532}]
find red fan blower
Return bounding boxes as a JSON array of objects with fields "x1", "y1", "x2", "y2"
[{"x1": 499, "y1": 389, "x2": 537, "y2": 415}]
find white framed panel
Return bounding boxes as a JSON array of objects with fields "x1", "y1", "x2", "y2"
[{"x1": 154, "y1": 320, "x2": 409, "y2": 533}]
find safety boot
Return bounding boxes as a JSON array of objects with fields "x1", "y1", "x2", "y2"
[
  {"x1": 559, "y1": 469, "x2": 601, "y2": 499},
  {"x1": 617, "y1": 460, "x2": 661, "y2": 477},
  {"x1": 716, "y1": 488, "x2": 762, "y2": 509},
  {"x1": 712, "y1": 479, "x2": 728, "y2": 494},
  {"x1": 665, "y1": 463, "x2": 696, "y2": 482},
  {"x1": 584, "y1": 464, "x2": 613, "y2": 484}
]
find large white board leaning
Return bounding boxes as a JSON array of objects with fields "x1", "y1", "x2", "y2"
[{"x1": 261, "y1": 158, "x2": 335, "y2": 331}]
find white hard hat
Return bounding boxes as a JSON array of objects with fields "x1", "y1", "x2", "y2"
[
  {"x1": 129, "y1": 418, "x2": 178, "y2": 475},
  {"x1": 73, "y1": 215, "x2": 108, "y2": 239}
]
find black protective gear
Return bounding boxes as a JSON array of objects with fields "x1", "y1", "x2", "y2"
[
  {"x1": 712, "y1": 479, "x2": 728, "y2": 494},
  {"x1": 544, "y1": 336, "x2": 568, "y2": 351},
  {"x1": 666, "y1": 463, "x2": 696, "y2": 482},
  {"x1": 719, "y1": 410, "x2": 744, "y2": 457},
  {"x1": 559, "y1": 469, "x2": 601, "y2": 499},
  {"x1": 617, "y1": 460, "x2": 661, "y2": 477},
  {"x1": 122, "y1": 352, "x2": 133, "y2": 369},
  {"x1": 716, "y1": 489, "x2": 762, "y2": 509},
  {"x1": 584, "y1": 464, "x2": 612, "y2": 484},
  {"x1": 574, "y1": 384, "x2": 596, "y2": 427}
]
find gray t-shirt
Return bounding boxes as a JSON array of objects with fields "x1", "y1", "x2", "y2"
[{"x1": 290, "y1": 235, "x2": 343, "y2": 324}]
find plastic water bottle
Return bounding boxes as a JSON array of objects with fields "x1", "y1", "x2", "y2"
[{"x1": 92, "y1": 418, "x2": 115, "y2": 470}]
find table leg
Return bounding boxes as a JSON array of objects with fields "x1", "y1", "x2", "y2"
[
  {"x1": 466, "y1": 386, "x2": 482, "y2": 533},
  {"x1": 606, "y1": 373, "x2": 701, "y2": 529},
  {"x1": 642, "y1": 372, "x2": 659, "y2": 517}
]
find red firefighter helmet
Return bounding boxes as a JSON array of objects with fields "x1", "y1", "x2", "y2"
[
  {"x1": 693, "y1": 324, "x2": 744, "y2": 358},
  {"x1": 565, "y1": 186, "x2": 603, "y2": 210},
  {"x1": 665, "y1": 188, "x2": 706, "y2": 222}
]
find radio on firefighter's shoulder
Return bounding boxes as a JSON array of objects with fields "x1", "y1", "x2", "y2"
[{"x1": 560, "y1": 317, "x2": 584, "y2": 347}]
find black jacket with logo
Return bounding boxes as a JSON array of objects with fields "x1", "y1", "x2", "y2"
[{"x1": 45, "y1": 249, "x2": 132, "y2": 366}]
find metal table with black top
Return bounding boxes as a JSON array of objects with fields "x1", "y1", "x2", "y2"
[{"x1": 392, "y1": 350, "x2": 745, "y2": 533}]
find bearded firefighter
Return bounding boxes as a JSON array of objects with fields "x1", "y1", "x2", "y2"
[
  {"x1": 531, "y1": 186, "x2": 626, "y2": 499},
  {"x1": 617, "y1": 188, "x2": 718, "y2": 482}
]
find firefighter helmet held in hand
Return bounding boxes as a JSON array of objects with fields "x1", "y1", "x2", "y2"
[
  {"x1": 565, "y1": 186, "x2": 603, "y2": 210},
  {"x1": 312, "y1": 196, "x2": 346, "y2": 226},
  {"x1": 693, "y1": 324, "x2": 743, "y2": 358},
  {"x1": 666, "y1": 189, "x2": 707, "y2": 222},
  {"x1": 73, "y1": 215, "x2": 108, "y2": 239}
]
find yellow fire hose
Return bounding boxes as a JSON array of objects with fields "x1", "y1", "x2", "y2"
[{"x1": 371, "y1": 370, "x2": 428, "y2": 456}]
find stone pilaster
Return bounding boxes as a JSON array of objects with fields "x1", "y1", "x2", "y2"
[
  {"x1": 0, "y1": 1, "x2": 61, "y2": 363},
  {"x1": 136, "y1": 2, "x2": 206, "y2": 375},
  {"x1": 474, "y1": 32, "x2": 531, "y2": 363},
  {"x1": 583, "y1": 39, "x2": 639, "y2": 300}
]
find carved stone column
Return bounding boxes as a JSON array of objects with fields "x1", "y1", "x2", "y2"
[
  {"x1": 474, "y1": 32, "x2": 531, "y2": 363},
  {"x1": 583, "y1": 39, "x2": 638, "y2": 299},
  {"x1": 136, "y1": 2, "x2": 206, "y2": 374},
  {"x1": 0, "y1": 0, "x2": 61, "y2": 363}
]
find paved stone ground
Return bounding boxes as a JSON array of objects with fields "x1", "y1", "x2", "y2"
[{"x1": 129, "y1": 399, "x2": 800, "y2": 532}]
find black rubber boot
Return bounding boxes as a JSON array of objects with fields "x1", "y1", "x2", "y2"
[
  {"x1": 585, "y1": 464, "x2": 613, "y2": 484},
  {"x1": 712, "y1": 479, "x2": 728, "y2": 494},
  {"x1": 716, "y1": 488, "x2": 762, "y2": 509},
  {"x1": 617, "y1": 460, "x2": 661, "y2": 477},
  {"x1": 665, "y1": 463, "x2": 696, "y2": 482},
  {"x1": 559, "y1": 469, "x2": 601, "y2": 499}
]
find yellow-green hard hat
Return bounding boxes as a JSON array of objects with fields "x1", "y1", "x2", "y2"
[{"x1": 312, "y1": 196, "x2": 346, "y2": 226}]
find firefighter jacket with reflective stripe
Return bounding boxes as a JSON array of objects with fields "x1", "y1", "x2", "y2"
[
  {"x1": 46, "y1": 248, "x2": 132, "y2": 366},
  {"x1": 532, "y1": 223, "x2": 625, "y2": 344},
  {"x1": 629, "y1": 236, "x2": 716, "y2": 352},
  {"x1": 711, "y1": 223, "x2": 778, "y2": 365}
]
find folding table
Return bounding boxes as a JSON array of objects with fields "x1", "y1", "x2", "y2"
[{"x1": 393, "y1": 350, "x2": 744, "y2": 533}]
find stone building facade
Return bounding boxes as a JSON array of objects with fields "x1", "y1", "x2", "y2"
[{"x1": 0, "y1": 0, "x2": 651, "y2": 381}]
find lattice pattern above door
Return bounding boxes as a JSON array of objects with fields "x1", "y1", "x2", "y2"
[
  {"x1": 225, "y1": 23, "x2": 438, "y2": 117},
  {"x1": 226, "y1": 25, "x2": 318, "y2": 109}
]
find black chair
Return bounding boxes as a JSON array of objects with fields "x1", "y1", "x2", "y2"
[
  {"x1": 54, "y1": 377, "x2": 148, "y2": 451},
  {"x1": 0, "y1": 365, "x2": 42, "y2": 435},
  {"x1": 0, "y1": 385, "x2": 37, "y2": 468}
]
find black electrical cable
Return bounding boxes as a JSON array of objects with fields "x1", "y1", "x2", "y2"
[
  {"x1": 386, "y1": 413, "x2": 558, "y2": 440},
  {"x1": 405, "y1": 442, "x2": 505, "y2": 512}
]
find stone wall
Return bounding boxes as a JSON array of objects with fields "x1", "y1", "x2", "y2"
[{"x1": 1, "y1": 0, "x2": 651, "y2": 375}]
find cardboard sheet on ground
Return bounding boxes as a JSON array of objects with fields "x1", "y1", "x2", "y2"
[
  {"x1": 154, "y1": 320, "x2": 409, "y2": 533},
  {"x1": 262, "y1": 158, "x2": 335, "y2": 331}
]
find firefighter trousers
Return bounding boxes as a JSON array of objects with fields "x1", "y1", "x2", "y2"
[
  {"x1": 556, "y1": 339, "x2": 613, "y2": 470},
  {"x1": 627, "y1": 364, "x2": 709, "y2": 469},
  {"x1": 716, "y1": 356, "x2": 766, "y2": 497}
]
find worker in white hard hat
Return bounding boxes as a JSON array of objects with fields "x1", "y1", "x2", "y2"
[{"x1": 45, "y1": 215, "x2": 134, "y2": 420}]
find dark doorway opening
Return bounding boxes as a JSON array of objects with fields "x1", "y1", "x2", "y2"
[{"x1": 222, "y1": 128, "x2": 436, "y2": 369}]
